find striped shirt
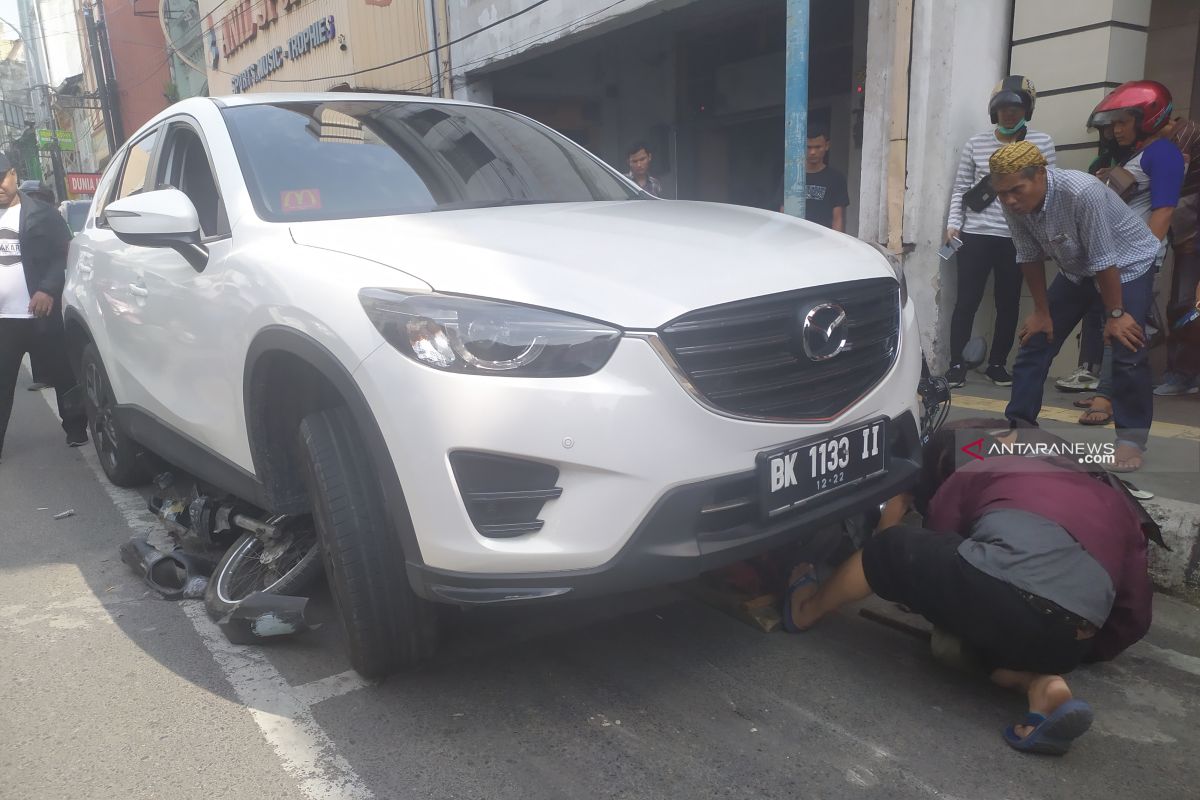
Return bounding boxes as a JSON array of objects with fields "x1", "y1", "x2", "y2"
[
  {"x1": 947, "y1": 128, "x2": 1057, "y2": 237},
  {"x1": 1004, "y1": 168, "x2": 1160, "y2": 284}
]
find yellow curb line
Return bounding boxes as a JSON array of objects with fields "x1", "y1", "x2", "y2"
[{"x1": 951, "y1": 394, "x2": 1200, "y2": 442}]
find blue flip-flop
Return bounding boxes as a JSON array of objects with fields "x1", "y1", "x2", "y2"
[
  {"x1": 781, "y1": 572, "x2": 819, "y2": 633},
  {"x1": 1003, "y1": 699, "x2": 1094, "y2": 755}
]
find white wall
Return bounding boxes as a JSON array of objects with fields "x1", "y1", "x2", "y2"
[{"x1": 861, "y1": 0, "x2": 1014, "y2": 370}]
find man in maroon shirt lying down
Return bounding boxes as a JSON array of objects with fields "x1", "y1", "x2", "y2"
[{"x1": 783, "y1": 420, "x2": 1153, "y2": 756}]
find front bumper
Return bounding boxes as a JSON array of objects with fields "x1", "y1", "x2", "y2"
[
  {"x1": 352, "y1": 299, "x2": 923, "y2": 588},
  {"x1": 409, "y1": 410, "x2": 921, "y2": 604}
]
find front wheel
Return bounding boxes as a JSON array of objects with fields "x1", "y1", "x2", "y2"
[
  {"x1": 80, "y1": 343, "x2": 150, "y2": 487},
  {"x1": 298, "y1": 406, "x2": 437, "y2": 678}
]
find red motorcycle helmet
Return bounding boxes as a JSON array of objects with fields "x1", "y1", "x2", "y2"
[{"x1": 1087, "y1": 80, "x2": 1174, "y2": 136}]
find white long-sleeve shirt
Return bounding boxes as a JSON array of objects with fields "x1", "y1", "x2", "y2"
[{"x1": 946, "y1": 128, "x2": 1057, "y2": 238}]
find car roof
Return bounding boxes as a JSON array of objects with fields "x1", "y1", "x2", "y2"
[
  {"x1": 209, "y1": 92, "x2": 481, "y2": 110},
  {"x1": 132, "y1": 93, "x2": 488, "y2": 144}
]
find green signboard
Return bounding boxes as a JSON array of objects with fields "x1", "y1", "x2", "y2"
[{"x1": 36, "y1": 129, "x2": 75, "y2": 151}]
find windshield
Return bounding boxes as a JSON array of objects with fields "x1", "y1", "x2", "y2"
[{"x1": 222, "y1": 100, "x2": 641, "y2": 222}]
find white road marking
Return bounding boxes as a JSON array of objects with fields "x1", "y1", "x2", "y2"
[
  {"x1": 293, "y1": 670, "x2": 376, "y2": 707},
  {"x1": 178, "y1": 600, "x2": 373, "y2": 800},
  {"x1": 1135, "y1": 642, "x2": 1200, "y2": 679},
  {"x1": 40, "y1": 385, "x2": 375, "y2": 800}
]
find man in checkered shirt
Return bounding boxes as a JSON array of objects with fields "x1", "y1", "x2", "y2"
[{"x1": 991, "y1": 141, "x2": 1160, "y2": 472}]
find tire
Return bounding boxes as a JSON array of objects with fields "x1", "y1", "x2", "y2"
[
  {"x1": 204, "y1": 522, "x2": 324, "y2": 617},
  {"x1": 80, "y1": 343, "x2": 151, "y2": 487},
  {"x1": 297, "y1": 407, "x2": 437, "y2": 677}
]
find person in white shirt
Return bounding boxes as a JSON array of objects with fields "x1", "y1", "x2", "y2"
[
  {"x1": 944, "y1": 76, "x2": 1057, "y2": 389},
  {"x1": 0, "y1": 153, "x2": 87, "y2": 461}
]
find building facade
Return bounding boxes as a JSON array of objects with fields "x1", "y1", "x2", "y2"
[
  {"x1": 446, "y1": 0, "x2": 1200, "y2": 371},
  {"x1": 198, "y1": 0, "x2": 436, "y2": 96},
  {"x1": 100, "y1": 0, "x2": 174, "y2": 140},
  {"x1": 162, "y1": 0, "x2": 211, "y2": 102},
  {"x1": 0, "y1": 39, "x2": 35, "y2": 180}
]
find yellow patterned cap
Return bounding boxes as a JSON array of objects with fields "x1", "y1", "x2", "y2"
[{"x1": 989, "y1": 141, "x2": 1048, "y2": 175}]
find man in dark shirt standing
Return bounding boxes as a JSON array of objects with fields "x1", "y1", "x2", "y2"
[
  {"x1": 779, "y1": 127, "x2": 851, "y2": 232},
  {"x1": 625, "y1": 141, "x2": 665, "y2": 198},
  {"x1": 0, "y1": 153, "x2": 87, "y2": 461},
  {"x1": 802, "y1": 128, "x2": 850, "y2": 231}
]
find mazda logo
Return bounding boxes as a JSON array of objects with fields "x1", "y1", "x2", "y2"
[{"x1": 800, "y1": 303, "x2": 849, "y2": 361}]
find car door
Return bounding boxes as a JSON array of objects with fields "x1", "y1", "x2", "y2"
[
  {"x1": 131, "y1": 119, "x2": 239, "y2": 455},
  {"x1": 88, "y1": 127, "x2": 169, "y2": 411},
  {"x1": 69, "y1": 154, "x2": 122, "y2": 381}
]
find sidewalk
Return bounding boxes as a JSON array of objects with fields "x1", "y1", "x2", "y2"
[{"x1": 946, "y1": 369, "x2": 1200, "y2": 603}]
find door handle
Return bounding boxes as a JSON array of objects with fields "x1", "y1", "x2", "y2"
[
  {"x1": 129, "y1": 283, "x2": 149, "y2": 298},
  {"x1": 77, "y1": 265, "x2": 93, "y2": 277}
]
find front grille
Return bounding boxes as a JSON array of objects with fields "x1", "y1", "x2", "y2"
[{"x1": 659, "y1": 278, "x2": 901, "y2": 421}]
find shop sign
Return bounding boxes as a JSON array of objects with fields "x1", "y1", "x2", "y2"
[
  {"x1": 67, "y1": 173, "x2": 101, "y2": 196},
  {"x1": 231, "y1": 15, "x2": 337, "y2": 94},
  {"x1": 207, "y1": 0, "x2": 305, "y2": 67},
  {"x1": 37, "y1": 129, "x2": 75, "y2": 151}
]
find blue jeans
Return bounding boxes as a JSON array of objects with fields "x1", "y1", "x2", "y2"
[
  {"x1": 1095, "y1": 343, "x2": 1114, "y2": 399},
  {"x1": 1077, "y1": 303, "x2": 1104, "y2": 371},
  {"x1": 1006, "y1": 270, "x2": 1155, "y2": 449}
]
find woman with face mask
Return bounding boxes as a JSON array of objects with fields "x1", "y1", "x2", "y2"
[{"x1": 944, "y1": 76, "x2": 1057, "y2": 390}]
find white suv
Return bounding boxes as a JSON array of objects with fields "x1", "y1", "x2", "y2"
[{"x1": 64, "y1": 94, "x2": 924, "y2": 676}]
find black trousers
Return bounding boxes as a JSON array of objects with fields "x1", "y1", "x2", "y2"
[
  {"x1": 949, "y1": 233, "x2": 1024, "y2": 368},
  {"x1": 0, "y1": 315, "x2": 87, "y2": 458},
  {"x1": 862, "y1": 524, "x2": 1089, "y2": 675}
]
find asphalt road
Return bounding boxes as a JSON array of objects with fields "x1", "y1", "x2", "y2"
[{"x1": 2, "y1": 375, "x2": 1199, "y2": 800}]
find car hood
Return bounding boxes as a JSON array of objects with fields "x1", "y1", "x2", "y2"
[{"x1": 289, "y1": 200, "x2": 895, "y2": 329}]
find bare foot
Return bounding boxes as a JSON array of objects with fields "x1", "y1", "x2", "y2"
[
  {"x1": 1109, "y1": 443, "x2": 1144, "y2": 473},
  {"x1": 877, "y1": 493, "x2": 913, "y2": 531},
  {"x1": 1014, "y1": 675, "x2": 1073, "y2": 739},
  {"x1": 787, "y1": 563, "x2": 821, "y2": 631}
]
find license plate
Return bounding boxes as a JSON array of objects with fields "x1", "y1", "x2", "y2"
[{"x1": 757, "y1": 418, "x2": 888, "y2": 518}]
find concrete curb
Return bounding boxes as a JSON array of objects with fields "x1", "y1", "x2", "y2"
[{"x1": 1145, "y1": 497, "x2": 1200, "y2": 604}]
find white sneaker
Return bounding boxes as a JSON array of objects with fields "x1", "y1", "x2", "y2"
[
  {"x1": 1153, "y1": 373, "x2": 1200, "y2": 396},
  {"x1": 1055, "y1": 367, "x2": 1099, "y2": 392}
]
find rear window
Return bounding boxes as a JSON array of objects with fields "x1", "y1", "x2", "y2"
[{"x1": 222, "y1": 100, "x2": 640, "y2": 223}]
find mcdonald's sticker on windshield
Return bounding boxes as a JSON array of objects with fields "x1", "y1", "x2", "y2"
[{"x1": 281, "y1": 189, "x2": 322, "y2": 212}]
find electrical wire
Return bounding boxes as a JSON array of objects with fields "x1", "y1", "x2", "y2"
[
  {"x1": 54, "y1": 0, "x2": 634, "y2": 117},
  {"x1": 203, "y1": 0, "x2": 630, "y2": 98},
  {"x1": 182, "y1": 0, "x2": 583, "y2": 95},
  {"x1": 264, "y1": 0, "x2": 560, "y2": 84},
  {"x1": 104, "y1": 0, "x2": 249, "y2": 94},
  {"x1": 398, "y1": 0, "x2": 633, "y2": 97}
]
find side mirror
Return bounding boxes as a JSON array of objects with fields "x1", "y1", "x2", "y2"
[{"x1": 104, "y1": 189, "x2": 209, "y2": 271}]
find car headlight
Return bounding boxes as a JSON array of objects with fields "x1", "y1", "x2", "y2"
[{"x1": 359, "y1": 289, "x2": 622, "y2": 377}]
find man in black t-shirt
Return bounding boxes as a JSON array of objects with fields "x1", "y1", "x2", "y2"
[{"x1": 779, "y1": 128, "x2": 851, "y2": 231}]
